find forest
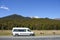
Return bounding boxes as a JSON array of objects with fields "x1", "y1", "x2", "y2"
[{"x1": 0, "y1": 14, "x2": 60, "y2": 30}]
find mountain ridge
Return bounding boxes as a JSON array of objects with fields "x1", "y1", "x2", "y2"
[{"x1": 1, "y1": 14, "x2": 31, "y2": 20}]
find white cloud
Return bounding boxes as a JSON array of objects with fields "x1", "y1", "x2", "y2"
[
  {"x1": 34, "y1": 16, "x2": 39, "y2": 18},
  {"x1": 0, "y1": 5, "x2": 9, "y2": 10},
  {"x1": 30, "y1": 16, "x2": 40, "y2": 18}
]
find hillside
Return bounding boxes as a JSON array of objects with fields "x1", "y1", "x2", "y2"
[
  {"x1": 0, "y1": 14, "x2": 60, "y2": 30},
  {"x1": 1, "y1": 14, "x2": 31, "y2": 20}
]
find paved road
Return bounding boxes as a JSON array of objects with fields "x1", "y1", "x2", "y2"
[{"x1": 0, "y1": 35, "x2": 60, "y2": 40}]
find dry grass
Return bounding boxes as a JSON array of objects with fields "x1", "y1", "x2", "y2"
[
  {"x1": 0, "y1": 30, "x2": 12, "y2": 36},
  {"x1": 0, "y1": 30, "x2": 60, "y2": 36},
  {"x1": 32, "y1": 30, "x2": 60, "y2": 36}
]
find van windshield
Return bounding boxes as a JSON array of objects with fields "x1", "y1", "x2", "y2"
[{"x1": 13, "y1": 29, "x2": 26, "y2": 32}]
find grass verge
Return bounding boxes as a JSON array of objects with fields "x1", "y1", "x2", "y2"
[{"x1": 0, "y1": 30, "x2": 60, "y2": 36}]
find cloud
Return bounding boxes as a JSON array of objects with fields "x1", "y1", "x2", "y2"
[
  {"x1": 0, "y1": 5, "x2": 10, "y2": 10},
  {"x1": 34, "y1": 16, "x2": 39, "y2": 18},
  {"x1": 30, "y1": 16, "x2": 40, "y2": 18}
]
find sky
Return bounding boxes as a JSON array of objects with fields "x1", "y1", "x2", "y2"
[{"x1": 0, "y1": 0, "x2": 60, "y2": 19}]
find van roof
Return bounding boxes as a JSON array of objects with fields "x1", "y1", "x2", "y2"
[{"x1": 13, "y1": 27, "x2": 29, "y2": 29}]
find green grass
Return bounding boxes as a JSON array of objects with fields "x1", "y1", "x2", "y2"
[{"x1": 0, "y1": 30, "x2": 60, "y2": 36}]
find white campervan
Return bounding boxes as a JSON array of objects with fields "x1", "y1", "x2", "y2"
[{"x1": 12, "y1": 27, "x2": 35, "y2": 36}]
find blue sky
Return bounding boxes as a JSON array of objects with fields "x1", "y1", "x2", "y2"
[{"x1": 0, "y1": 0, "x2": 60, "y2": 19}]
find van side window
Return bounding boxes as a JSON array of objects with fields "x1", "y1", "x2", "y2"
[{"x1": 13, "y1": 29, "x2": 26, "y2": 32}]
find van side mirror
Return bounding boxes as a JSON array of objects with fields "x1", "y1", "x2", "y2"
[{"x1": 27, "y1": 29, "x2": 31, "y2": 32}]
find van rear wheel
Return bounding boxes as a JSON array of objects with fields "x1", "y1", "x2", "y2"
[{"x1": 15, "y1": 34, "x2": 19, "y2": 36}]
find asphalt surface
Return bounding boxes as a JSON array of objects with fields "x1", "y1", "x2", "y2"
[{"x1": 0, "y1": 35, "x2": 60, "y2": 40}]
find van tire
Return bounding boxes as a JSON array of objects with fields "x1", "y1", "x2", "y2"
[
  {"x1": 15, "y1": 34, "x2": 19, "y2": 36},
  {"x1": 30, "y1": 34, "x2": 35, "y2": 36}
]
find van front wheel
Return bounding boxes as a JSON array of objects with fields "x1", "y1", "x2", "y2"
[{"x1": 30, "y1": 34, "x2": 35, "y2": 36}]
